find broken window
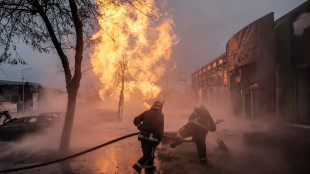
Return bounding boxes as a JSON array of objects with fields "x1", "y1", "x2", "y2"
[{"x1": 293, "y1": 12, "x2": 310, "y2": 36}]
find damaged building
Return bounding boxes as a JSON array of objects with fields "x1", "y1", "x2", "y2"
[
  {"x1": 275, "y1": 2, "x2": 310, "y2": 125},
  {"x1": 0, "y1": 80, "x2": 40, "y2": 113},
  {"x1": 227, "y1": 12, "x2": 276, "y2": 119},
  {"x1": 0, "y1": 80, "x2": 65, "y2": 114},
  {"x1": 192, "y1": 1, "x2": 310, "y2": 126},
  {"x1": 192, "y1": 53, "x2": 228, "y2": 107}
]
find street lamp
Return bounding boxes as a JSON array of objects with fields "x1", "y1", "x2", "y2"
[{"x1": 22, "y1": 68, "x2": 32, "y2": 113}]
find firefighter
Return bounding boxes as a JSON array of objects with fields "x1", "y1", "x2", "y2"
[
  {"x1": 170, "y1": 105, "x2": 216, "y2": 164},
  {"x1": 132, "y1": 100, "x2": 164, "y2": 174}
]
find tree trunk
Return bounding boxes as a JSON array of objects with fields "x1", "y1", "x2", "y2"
[
  {"x1": 59, "y1": 86, "x2": 79, "y2": 154},
  {"x1": 118, "y1": 68, "x2": 125, "y2": 121},
  {"x1": 118, "y1": 91, "x2": 124, "y2": 120},
  {"x1": 58, "y1": 0, "x2": 83, "y2": 155}
]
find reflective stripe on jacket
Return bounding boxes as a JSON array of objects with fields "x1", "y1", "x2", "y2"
[
  {"x1": 133, "y1": 108, "x2": 164, "y2": 139},
  {"x1": 138, "y1": 132, "x2": 159, "y2": 142}
]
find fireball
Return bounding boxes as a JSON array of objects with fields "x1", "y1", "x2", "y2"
[{"x1": 91, "y1": 0, "x2": 178, "y2": 103}]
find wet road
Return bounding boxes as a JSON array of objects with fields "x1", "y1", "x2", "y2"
[
  {"x1": 1, "y1": 114, "x2": 310, "y2": 174},
  {"x1": 0, "y1": 121, "x2": 160, "y2": 174}
]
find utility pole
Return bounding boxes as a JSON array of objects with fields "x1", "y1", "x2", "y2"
[{"x1": 22, "y1": 68, "x2": 32, "y2": 113}]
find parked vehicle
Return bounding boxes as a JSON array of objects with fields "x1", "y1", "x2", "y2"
[{"x1": 0, "y1": 113, "x2": 62, "y2": 141}]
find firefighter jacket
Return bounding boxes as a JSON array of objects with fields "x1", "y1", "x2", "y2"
[
  {"x1": 188, "y1": 107, "x2": 216, "y2": 132},
  {"x1": 133, "y1": 108, "x2": 164, "y2": 141}
]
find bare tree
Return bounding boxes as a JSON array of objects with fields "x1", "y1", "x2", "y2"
[
  {"x1": 0, "y1": 0, "x2": 161, "y2": 157},
  {"x1": 0, "y1": 0, "x2": 100, "y2": 155},
  {"x1": 113, "y1": 56, "x2": 133, "y2": 121}
]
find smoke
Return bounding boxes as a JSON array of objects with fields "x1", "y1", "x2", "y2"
[
  {"x1": 205, "y1": 99, "x2": 299, "y2": 173},
  {"x1": 164, "y1": 0, "x2": 307, "y2": 84},
  {"x1": 0, "y1": 73, "x2": 298, "y2": 174},
  {"x1": 0, "y1": 1, "x2": 307, "y2": 173},
  {"x1": 0, "y1": 120, "x2": 62, "y2": 163},
  {"x1": 68, "y1": 82, "x2": 199, "y2": 148},
  {"x1": 142, "y1": 87, "x2": 294, "y2": 173},
  {"x1": 37, "y1": 88, "x2": 67, "y2": 113},
  {"x1": 0, "y1": 89, "x2": 67, "y2": 169}
]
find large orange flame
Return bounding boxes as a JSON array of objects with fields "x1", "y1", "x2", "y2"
[{"x1": 91, "y1": 0, "x2": 178, "y2": 104}]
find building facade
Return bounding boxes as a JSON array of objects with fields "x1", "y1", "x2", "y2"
[
  {"x1": 227, "y1": 13, "x2": 276, "y2": 119},
  {"x1": 192, "y1": 53, "x2": 228, "y2": 107},
  {"x1": 275, "y1": 1, "x2": 310, "y2": 125},
  {"x1": 0, "y1": 80, "x2": 40, "y2": 113},
  {"x1": 192, "y1": 1, "x2": 310, "y2": 126}
]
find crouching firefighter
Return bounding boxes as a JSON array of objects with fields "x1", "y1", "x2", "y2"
[
  {"x1": 170, "y1": 105, "x2": 216, "y2": 164},
  {"x1": 132, "y1": 100, "x2": 164, "y2": 173}
]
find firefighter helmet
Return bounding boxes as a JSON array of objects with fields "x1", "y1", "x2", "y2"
[
  {"x1": 198, "y1": 105, "x2": 206, "y2": 110},
  {"x1": 196, "y1": 105, "x2": 209, "y2": 113},
  {"x1": 151, "y1": 100, "x2": 163, "y2": 110}
]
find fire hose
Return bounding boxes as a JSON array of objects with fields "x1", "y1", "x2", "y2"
[{"x1": 0, "y1": 132, "x2": 192, "y2": 173}]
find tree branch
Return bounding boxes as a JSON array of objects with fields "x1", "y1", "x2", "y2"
[
  {"x1": 68, "y1": 0, "x2": 83, "y2": 90},
  {"x1": 33, "y1": 0, "x2": 72, "y2": 88}
]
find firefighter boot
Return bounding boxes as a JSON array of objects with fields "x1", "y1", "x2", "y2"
[
  {"x1": 200, "y1": 157, "x2": 208, "y2": 164},
  {"x1": 145, "y1": 166, "x2": 156, "y2": 174},
  {"x1": 132, "y1": 164, "x2": 142, "y2": 174}
]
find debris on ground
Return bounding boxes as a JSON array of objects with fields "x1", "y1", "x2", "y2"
[{"x1": 216, "y1": 138, "x2": 228, "y2": 152}]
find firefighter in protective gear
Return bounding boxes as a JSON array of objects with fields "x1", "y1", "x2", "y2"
[
  {"x1": 170, "y1": 105, "x2": 216, "y2": 164},
  {"x1": 132, "y1": 100, "x2": 164, "y2": 173}
]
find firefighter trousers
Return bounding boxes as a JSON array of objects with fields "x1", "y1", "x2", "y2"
[
  {"x1": 133, "y1": 139, "x2": 158, "y2": 172},
  {"x1": 176, "y1": 123, "x2": 208, "y2": 162}
]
